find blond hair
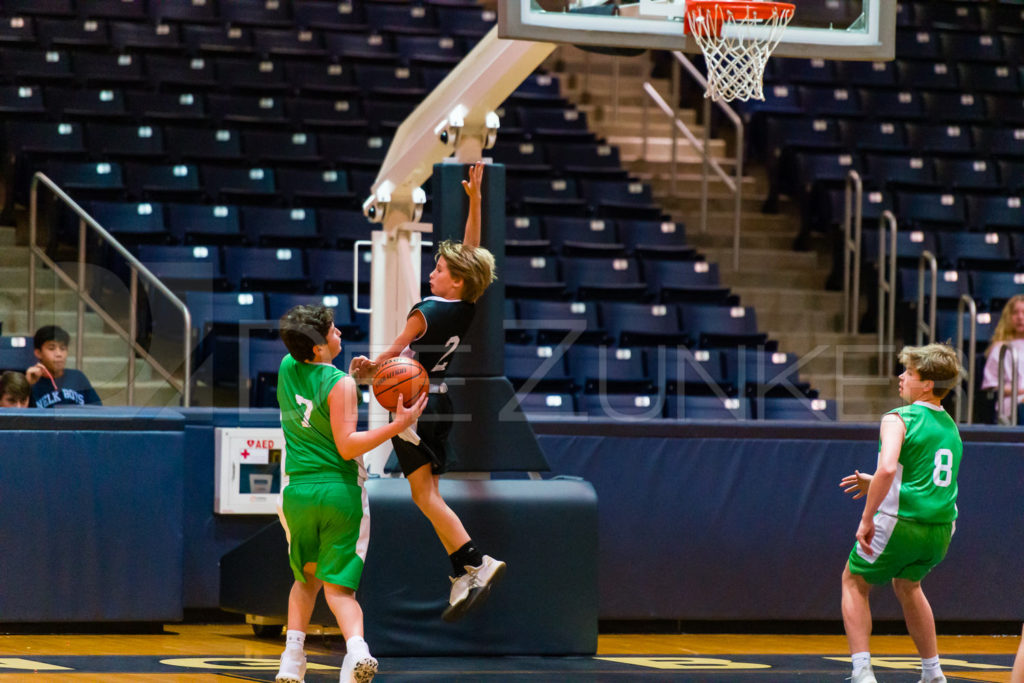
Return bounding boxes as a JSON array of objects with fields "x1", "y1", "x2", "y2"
[
  {"x1": 984, "y1": 294, "x2": 1024, "y2": 356},
  {"x1": 898, "y1": 343, "x2": 963, "y2": 398},
  {"x1": 436, "y1": 239, "x2": 496, "y2": 303}
]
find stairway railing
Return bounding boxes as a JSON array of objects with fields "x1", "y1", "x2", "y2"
[{"x1": 27, "y1": 172, "x2": 191, "y2": 406}]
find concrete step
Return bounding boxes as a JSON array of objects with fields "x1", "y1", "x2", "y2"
[
  {"x1": 4, "y1": 309, "x2": 106, "y2": 336},
  {"x1": 578, "y1": 103, "x2": 699, "y2": 129},
  {"x1": 657, "y1": 193, "x2": 770, "y2": 215},
  {"x1": 730, "y1": 287, "x2": 844, "y2": 313},
  {"x1": 797, "y1": 350, "x2": 879, "y2": 377},
  {"x1": 672, "y1": 211, "x2": 799, "y2": 235},
  {"x1": 700, "y1": 246, "x2": 824, "y2": 272},
  {"x1": 718, "y1": 268, "x2": 830, "y2": 290},
  {"x1": 758, "y1": 308, "x2": 844, "y2": 334},
  {"x1": 610, "y1": 135, "x2": 727, "y2": 161},
  {"x1": 0, "y1": 227, "x2": 16, "y2": 246},
  {"x1": 687, "y1": 229, "x2": 796, "y2": 251},
  {"x1": 764, "y1": 331, "x2": 879, "y2": 358},
  {"x1": 95, "y1": 380, "x2": 183, "y2": 408},
  {"x1": 548, "y1": 48, "x2": 653, "y2": 76},
  {"x1": 0, "y1": 288, "x2": 81, "y2": 316},
  {"x1": 0, "y1": 244, "x2": 27, "y2": 266},
  {"x1": 77, "y1": 355, "x2": 157, "y2": 384}
]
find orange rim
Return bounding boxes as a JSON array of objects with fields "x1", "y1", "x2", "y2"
[{"x1": 685, "y1": 1, "x2": 795, "y2": 36}]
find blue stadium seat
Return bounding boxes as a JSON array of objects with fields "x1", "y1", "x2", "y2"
[
  {"x1": 822, "y1": 187, "x2": 894, "y2": 232},
  {"x1": 251, "y1": 27, "x2": 326, "y2": 57},
  {"x1": 109, "y1": 21, "x2": 182, "y2": 52},
  {"x1": 646, "y1": 347, "x2": 730, "y2": 395},
  {"x1": 206, "y1": 93, "x2": 288, "y2": 126},
  {"x1": 186, "y1": 290, "x2": 269, "y2": 341},
  {"x1": 516, "y1": 107, "x2": 592, "y2": 140},
  {"x1": 432, "y1": 5, "x2": 496, "y2": 38},
  {"x1": 680, "y1": 304, "x2": 767, "y2": 348},
  {"x1": 353, "y1": 64, "x2": 426, "y2": 98},
  {"x1": 74, "y1": 52, "x2": 145, "y2": 86},
  {"x1": 897, "y1": 267, "x2": 969, "y2": 304},
  {"x1": 914, "y1": 2, "x2": 981, "y2": 31},
  {"x1": 515, "y1": 299, "x2": 606, "y2": 345},
  {"x1": 223, "y1": 246, "x2": 309, "y2": 292},
  {"x1": 508, "y1": 177, "x2": 587, "y2": 217},
  {"x1": 0, "y1": 85, "x2": 47, "y2": 116},
  {"x1": 43, "y1": 86, "x2": 129, "y2": 120},
  {"x1": 505, "y1": 215, "x2": 545, "y2": 245},
  {"x1": 40, "y1": 160, "x2": 124, "y2": 197},
  {"x1": 935, "y1": 309, "x2": 997, "y2": 348},
  {"x1": 215, "y1": 57, "x2": 290, "y2": 92},
  {"x1": 504, "y1": 343, "x2": 574, "y2": 392},
  {"x1": 760, "y1": 397, "x2": 836, "y2": 421},
  {"x1": 241, "y1": 206, "x2": 320, "y2": 247},
  {"x1": 242, "y1": 130, "x2": 321, "y2": 164},
  {"x1": 166, "y1": 203, "x2": 242, "y2": 244},
  {"x1": 907, "y1": 123, "x2": 973, "y2": 155},
  {"x1": 293, "y1": 0, "x2": 368, "y2": 31},
  {"x1": 970, "y1": 271, "x2": 1024, "y2": 309},
  {"x1": 361, "y1": 100, "x2": 419, "y2": 133},
  {"x1": 287, "y1": 97, "x2": 366, "y2": 130},
  {"x1": 896, "y1": 60, "x2": 959, "y2": 92},
  {"x1": 323, "y1": 31, "x2": 397, "y2": 63},
  {"x1": 771, "y1": 57, "x2": 837, "y2": 84},
  {"x1": 285, "y1": 63, "x2": 359, "y2": 97},
  {"x1": 243, "y1": 336, "x2": 287, "y2": 407},
  {"x1": 568, "y1": 345, "x2": 651, "y2": 394},
  {"x1": 617, "y1": 219, "x2": 693, "y2": 260},
  {"x1": 580, "y1": 179, "x2": 660, "y2": 219},
  {"x1": 599, "y1": 302, "x2": 688, "y2": 347},
  {"x1": 642, "y1": 260, "x2": 728, "y2": 304},
  {"x1": 201, "y1": 165, "x2": 277, "y2": 204},
  {"x1": 542, "y1": 216, "x2": 622, "y2": 256},
  {"x1": 85, "y1": 123, "x2": 165, "y2": 160},
  {"x1": 922, "y1": 92, "x2": 988, "y2": 125},
  {"x1": 152, "y1": 0, "x2": 219, "y2": 23},
  {"x1": 89, "y1": 200, "x2": 168, "y2": 244},
  {"x1": 957, "y1": 63, "x2": 1020, "y2": 94},
  {"x1": 799, "y1": 86, "x2": 863, "y2": 117},
  {"x1": 219, "y1": 0, "x2": 294, "y2": 27},
  {"x1": 0, "y1": 336, "x2": 36, "y2": 373},
  {"x1": 864, "y1": 154, "x2": 937, "y2": 191},
  {"x1": 37, "y1": 17, "x2": 109, "y2": 48},
  {"x1": 514, "y1": 392, "x2": 578, "y2": 416},
  {"x1": 395, "y1": 34, "x2": 462, "y2": 65},
  {"x1": 163, "y1": 127, "x2": 243, "y2": 163},
  {"x1": 934, "y1": 158, "x2": 1002, "y2": 192},
  {"x1": 365, "y1": 3, "x2": 439, "y2": 35},
  {"x1": 860, "y1": 227, "x2": 937, "y2": 268},
  {"x1": 721, "y1": 348, "x2": 809, "y2": 397},
  {"x1": 580, "y1": 393, "x2": 664, "y2": 420},
  {"x1": 181, "y1": 24, "x2": 254, "y2": 54},
  {"x1": 986, "y1": 94, "x2": 1024, "y2": 127},
  {"x1": 82, "y1": 0, "x2": 148, "y2": 20},
  {"x1": 936, "y1": 232, "x2": 1015, "y2": 271},
  {"x1": 126, "y1": 91, "x2": 206, "y2": 124},
  {"x1": 307, "y1": 249, "x2": 371, "y2": 293},
  {"x1": 136, "y1": 244, "x2": 226, "y2": 291},
  {"x1": 277, "y1": 168, "x2": 354, "y2": 206},
  {"x1": 839, "y1": 120, "x2": 909, "y2": 153},
  {"x1": 319, "y1": 133, "x2": 390, "y2": 168},
  {"x1": 491, "y1": 140, "x2": 550, "y2": 174},
  {"x1": 0, "y1": 16, "x2": 37, "y2": 46},
  {"x1": 561, "y1": 255, "x2": 646, "y2": 300},
  {"x1": 508, "y1": 73, "x2": 564, "y2": 105},
  {"x1": 318, "y1": 209, "x2": 370, "y2": 248},
  {"x1": 975, "y1": 127, "x2": 1024, "y2": 159},
  {"x1": 143, "y1": 54, "x2": 219, "y2": 90},
  {"x1": 125, "y1": 162, "x2": 203, "y2": 202},
  {"x1": 266, "y1": 292, "x2": 358, "y2": 333},
  {"x1": 545, "y1": 142, "x2": 624, "y2": 178},
  {"x1": 896, "y1": 191, "x2": 968, "y2": 230},
  {"x1": 836, "y1": 60, "x2": 898, "y2": 88},
  {"x1": 862, "y1": 89, "x2": 926, "y2": 121},
  {"x1": 503, "y1": 255, "x2": 565, "y2": 298},
  {"x1": 941, "y1": 31, "x2": 1005, "y2": 63},
  {"x1": 664, "y1": 395, "x2": 751, "y2": 420},
  {"x1": 997, "y1": 162, "x2": 1024, "y2": 191},
  {"x1": 0, "y1": 48, "x2": 74, "y2": 82},
  {"x1": 966, "y1": 194, "x2": 1024, "y2": 231}
]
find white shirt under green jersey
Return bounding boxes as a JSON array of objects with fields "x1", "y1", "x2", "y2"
[
  {"x1": 277, "y1": 353, "x2": 363, "y2": 485},
  {"x1": 878, "y1": 401, "x2": 962, "y2": 523}
]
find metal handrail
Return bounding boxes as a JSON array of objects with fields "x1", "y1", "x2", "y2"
[
  {"x1": 640, "y1": 80, "x2": 743, "y2": 269},
  {"x1": 27, "y1": 172, "x2": 191, "y2": 406},
  {"x1": 876, "y1": 210, "x2": 897, "y2": 376},
  {"x1": 916, "y1": 250, "x2": 938, "y2": 345},
  {"x1": 996, "y1": 344, "x2": 1019, "y2": 426},
  {"x1": 842, "y1": 170, "x2": 863, "y2": 335},
  {"x1": 954, "y1": 294, "x2": 977, "y2": 425}
]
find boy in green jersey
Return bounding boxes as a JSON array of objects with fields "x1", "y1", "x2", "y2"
[
  {"x1": 274, "y1": 304, "x2": 426, "y2": 683},
  {"x1": 839, "y1": 343, "x2": 964, "y2": 683}
]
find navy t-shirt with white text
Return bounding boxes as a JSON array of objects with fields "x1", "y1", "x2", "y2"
[{"x1": 31, "y1": 369, "x2": 102, "y2": 408}]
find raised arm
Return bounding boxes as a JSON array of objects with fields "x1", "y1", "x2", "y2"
[
  {"x1": 461, "y1": 161, "x2": 484, "y2": 248},
  {"x1": 373, "y1": 310, "x2": 427, "y2": 365}
]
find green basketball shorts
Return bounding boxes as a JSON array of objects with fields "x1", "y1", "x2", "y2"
[{"x1": 847, "y1": 512, "x2": 954, "y2": 585}]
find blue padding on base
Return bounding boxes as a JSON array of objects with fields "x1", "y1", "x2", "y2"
[
  {"x1": 0, "y1": 411, "x2": 184, "y2": 622},
  {"x1": 221, "y1": 478, "x2": 598, "y2": 655}
]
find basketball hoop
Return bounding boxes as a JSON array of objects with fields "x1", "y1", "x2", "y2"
[{"x1": 684, "y1": 0, "x2": 795, "y2": 102}]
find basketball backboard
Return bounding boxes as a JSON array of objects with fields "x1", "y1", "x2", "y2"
[{"x1": 499, "y1": 0, "x2": 896, "y2": 61}]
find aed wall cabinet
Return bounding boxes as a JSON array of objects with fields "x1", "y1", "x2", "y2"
[{"x1": 214, "y1": 427, "x2": 286, "y2": 514}]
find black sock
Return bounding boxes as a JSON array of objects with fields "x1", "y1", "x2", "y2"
[{"x1": 449, "y1": 540, "x2": 483, "y2": 577}]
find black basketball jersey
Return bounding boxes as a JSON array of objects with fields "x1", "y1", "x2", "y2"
[{"x1": 407, "y1": 296, "x2": 476, "y2": 380}]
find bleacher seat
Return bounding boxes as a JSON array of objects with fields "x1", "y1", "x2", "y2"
[
  {"x1": 125, "y1": 162, "x2": 204, "y2": 202},
  {"x1": 642, "y1": 260, "x2": 729, "y2": 304},
  {"x1": 514, "y1": 392, "x2": 578, "y2": 416},
  {"x1": 307, "y1": 249, "x2": 371, "y2": 293},
  {"x1": 664, "y1": 395, "x2": 751, "y2": 420},
  {"x1": 201, "y1": 165, "x2": 277, "y2": 204},
  {"x1": 568, "y1": 345, "x2": 651, "y2": 394},
  {"x1": 760, "y1": 397, "x2": 836, "y2": 421},
  {"x1": 970, "y1": 271, "x2": 1024, "y2": 309},
  {"x1": 503, "y1": 255, "x2": 564, "y2": 298},
  {"x1": 240, "y1": 206, "x2": 320, "y2": 247},
  {"x1": 223, "y1": 246, "x2": 308, "y2": 292},
  {"x1": 580, "y1": 393, "x2": 663, "y2": 420},
  {"x1": 137, "y1": 244, "x2": 226, "y2": 291},
  {"x1": 646, "y1": 347, "x2": 731, "y2": 395},
  {"x1": 86, "y1": 123, "x2": 165, "y2": 160},
  {"x1": 561, "y1": 255, "x2": 646, "y2": 300},
  {"x1": 721, "y1": 348, "x2": 809, "y2": 398},
  {"x1": 504, "y1": 343, "x2": 574, "y2": 392},
  {"x1": 599, "y1": 302, "x2": 688, "y2": 347},
  {"x1": 89, "y1": 200, "x2": 168, "y2": 244},
  {"x1": 680, "y1": 304, "x2": 767, "y2": 348},
  {"x1": 542, "y1": 216, "x2": 623, "y2": 255},
  {"x1": 166, "y1": 203, "x2": 242, "y2": 244},
  {"x1": 515, "y1": 299, "x2": 606, "y2": 345},
  {"x1": 0, "y1": 336, "x2": 35, "y2": 373}
]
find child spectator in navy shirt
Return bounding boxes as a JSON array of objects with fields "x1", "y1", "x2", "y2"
[{"x1": 26, "y1": 325, "x2": 102, "y2": 407}]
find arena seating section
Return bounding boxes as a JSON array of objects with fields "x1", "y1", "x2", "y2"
[{"x1": 11, "y1": 0, "x2": 1019, "y2": 421}]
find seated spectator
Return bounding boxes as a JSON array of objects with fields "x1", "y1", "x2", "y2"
[
  {"x1": 981, "y1": 294, "x2": 1024, "y2": 423},
  {"x1": 0, "y1": 371, "x2": 30, "y2": 407},
  {"x1": 26, "y1": 325, "x2": 102, "y2": 408}
]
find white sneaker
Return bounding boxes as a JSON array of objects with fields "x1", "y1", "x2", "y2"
[
  {"x1": 441, "y1": 555, "x2": 507, "y2": 623},
  {"x1": 851, "y1": 665, "x2": 877, "y2": 683},
  {"x1": 340, "y1": 650, "x2": 377, "y2": 683},
  {"x1": 919, "y1": 675, "x2": 946, "y2": 683},
  {"x1": 275, "y1": 650, "x2": 306, "y2": 683}
]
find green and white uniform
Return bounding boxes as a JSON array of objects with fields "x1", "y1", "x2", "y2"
[
  {"x1": 848, "y1": 400, "x2": 963, "y2": 584},
  {"x1": 277, "y1": 353, "x2": 369, "y2": 589}
]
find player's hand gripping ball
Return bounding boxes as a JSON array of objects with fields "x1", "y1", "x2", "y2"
[{"x1": 372, "y1": 357, "x2": 429, "y2": 412}]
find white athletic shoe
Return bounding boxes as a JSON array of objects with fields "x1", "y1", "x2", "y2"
[
  {"x1": 339, "y1": 650, "x2": 378, "y2": 683},
  {"x1": 441, "y1": 555, "x2": 507, "y2": 623},
  {"x1": 850, "y1": 665, "x2": 877, "y2": 683},
  {"x1": 275, "y1": 650, "x2": 306, "y2": 683},
  {"x1": 919, "y1": 675, "x2": 946, "y2": 683}
]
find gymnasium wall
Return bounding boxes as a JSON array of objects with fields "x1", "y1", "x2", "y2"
[{"x1": 0, "y1": 409, "x2": 1021, "y2": 623}]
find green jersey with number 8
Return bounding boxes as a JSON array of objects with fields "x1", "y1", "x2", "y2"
[
  {"x1": 277, "y1": 353, "x2": 359, "y2": 485},
  {"x1": 878, "y1": 401, "x2": 962, "y2": 523}
]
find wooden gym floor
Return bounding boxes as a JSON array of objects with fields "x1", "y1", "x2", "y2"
[{"x1": 0, "y1": 624, "x2": 1020, "y2": 681}]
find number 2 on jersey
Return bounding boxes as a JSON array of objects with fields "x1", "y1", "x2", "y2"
[
  {"x1": 431, "y1": 335, "x2": 460, "y2": 373},
  {"x1": 932, "y1": 448, "x2": 953, "y2": 487}
]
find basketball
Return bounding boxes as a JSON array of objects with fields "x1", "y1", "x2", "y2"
[{"x1": 372, "y1": 357, "x2": 429, "y2": 412}]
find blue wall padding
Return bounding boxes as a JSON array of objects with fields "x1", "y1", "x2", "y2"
[
  {"x1": 537, "y1": 424, "x2": 1024, "y2": 621},
  {"x1": 0, "y1": 409, "x2": 184, "y2": 622},
  {"x1": 221, "y1": 478, "x2": 599, "y2": 655}
]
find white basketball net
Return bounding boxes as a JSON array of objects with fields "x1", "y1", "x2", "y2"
[{"x1": 687, "y1": 2, "x2": 794, "y2": 102}]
